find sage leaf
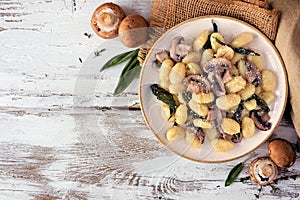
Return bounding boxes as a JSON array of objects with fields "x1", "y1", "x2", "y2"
[
  {"x1": 225, "y1": 162, "x2": 244, "y2": 187},
  {"x1": 253, "y1": 94, "x2": 270, "y2": 113},
  {"x1": 212, "y1": 21, "x2": 218, "y2": 33},
  {"x1": 213, "y1": 36, "x2": 260, "y2": 56},
  {"x1": 232, "y1": 101, "x2": 244, "y2": 123},
  {"x1": 233, "y1": 47, "x2": 260, "y2": 56},
  {"x1": 120, "y1": 53, "x2": 139, "y2": 77},
  {"x1": 100, "y1": 49, "x2": 139, "y2": 72},
  {"x1": 113, "y1": 59, "x2": 140, "y2": 95},
  {"x1": 150, "y1": 84, "x2": 177, "y2": 118},
  {"x1": 246, "y1": 94, "x2": 270, "y2": 113},
  {"x1": 203, "y1": 21, "x2": 217, "y2": 49}
]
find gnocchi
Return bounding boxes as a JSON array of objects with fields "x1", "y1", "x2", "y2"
[
  {"x1": 247, "y1": 55, "x2": 264, "y2": 71},
  {"x1": 200, "y1": 49, "x2": 214, "y2": 68},
  {"x1": 216, "y1": 94, "x2": 241, "y2": 110},
  {"x1": 221, "y1": 118, "x2": 240, "y2": 135},
  {"x1": 225, "y1": 76, "x2": 247, "y2": 93},
  {"x1": 193, "y1": 30, "x2": 210, "y2": 52},
  {"x1": 182, "y1": 51, "x2": 202, "y2": 64},
  {"x1": 159, "y1": 59, "x2": 174, "y2": 81},
  {"x1": 192, "y1": 92, "x2": 214, "y2": 104},
  {"x1": 242, "y1": 117, "x2": 255, "y2": 138},
  {"x1": 186, "y1": 62, "x2": 202, "y2": 75},
  {"x1": 175, "y1": 104, "x2": 188, "y2": 125},
  {"x1": 216, "y1": 45, "x2": 234, "y2": 60},
  {"x1": 166, "y1": 126, "x2": 184, "y2": 142},
  {"x1": 212, "y1": 139, "x2": 234, "y2": 152},
  {"x1": 231, "y1": 32, "x2": 253, "y2": 48},
  {"x1": 244, "y1": 99, "x2": 257, "y2": 111},
  {"x1": 193, "y1": 118, "x2": 212, "y2": 129},
  {"x1": 239, "y1": 83, "x2": 256, "y2": 100},
  {"x1": 210, "y1": 32, "x2": 225, "y2": 52},
  {"x1": 261, "y1": 70, "x2": 276, "y2": 92},
  {"x1": 151, "y1": 22, "x2": 277, "y2": 153},
  {"x1": 188, "y1": 100, "x2": 209, "y2": 117},
  {"x1": 169, "y1": 62, "x2": 186, "y2": 84}
]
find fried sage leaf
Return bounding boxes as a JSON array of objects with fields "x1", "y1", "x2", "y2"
[
  {"x1": 225, "y1": 162, "x2": 244, "y2": 187},
  {"x1": 232, "y1": 101, "x2": 244, "y2": 123},
  {"x1": 113, "y1": 58, "x2": 141, "y2": 95},
  {"x1": 150, "y1": 84, "x2": 177, "y2": 118},
  {"x1": 100, "y1": 49, "x2": 139, "y2": 72},
  {"x1": 203, "y1": 21, "x2": 218, "y2": 49},
  {"x1": 246, "y1": 94, "x2": 270, "y2": 113},
  {"x1": 213, "y1": 37, "x2": 260, "y2": 56}
]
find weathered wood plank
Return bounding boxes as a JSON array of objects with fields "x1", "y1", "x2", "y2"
[
  {"x1": 0, "y1": 109, "x2": 299, "y2": 199},
  {"x1": 0, "y1": 0, "x2": 299, "y2": 199}
]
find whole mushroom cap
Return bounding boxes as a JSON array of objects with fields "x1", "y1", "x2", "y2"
[
  {"x1": 249, "y1": 157, "x2": 278, "y2": 186},
  {"x1": 91, "y1": 2, "x2": 125, "y2": 39},
  {"x1": 268, "y1": 138, "x2": 296, "y2": 168},
  {"x1": 118, "y1": 14, "x2": 148, "y2": 48}
]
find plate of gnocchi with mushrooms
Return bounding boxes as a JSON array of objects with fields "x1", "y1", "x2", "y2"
[{"x1": 139, "y1": 15, "x2": 287, "y2": 163}]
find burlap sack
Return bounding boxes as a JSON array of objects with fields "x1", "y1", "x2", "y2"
[
  {"x1": 139, "y1": 0, "x2": 300, "y2": 137},
  {"x1": 138, "y1": 0, "x2": 280, "y2": 63},
  {"x1": 270, "y1": 0, "x2": 300, "y2": 137}
]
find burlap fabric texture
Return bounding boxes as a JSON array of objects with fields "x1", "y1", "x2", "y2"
[{"x1": 138, "y1": 0, "x2": 280, "y2": 63}]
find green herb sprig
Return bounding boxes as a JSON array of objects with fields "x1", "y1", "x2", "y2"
[
  {"x1": 100, "y1": 49, "x2": 140, "y2": 95},
  {"x1": 114, "y1": 57, "x2": 141, "y2": 95},
  {"x1": 225, "y1": 153, "x2": 256, "y2": 186},
  {"x1": 100, "y1": 49, "x2": 139, "y2": 72},
  {"x1": 225, "y1": 162, "x2": 244, "y2": 187}
]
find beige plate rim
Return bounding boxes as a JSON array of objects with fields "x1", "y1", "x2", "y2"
[{"x1": 138, "y1": 15, "x2": 288, "y2": 163}]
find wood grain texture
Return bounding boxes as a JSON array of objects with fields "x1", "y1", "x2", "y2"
[{"x1": 0, "y1": 0, "x2": 299, "y2": 200}]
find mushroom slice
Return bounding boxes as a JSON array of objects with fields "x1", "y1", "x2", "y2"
[
  {"x1": 203, "y1": 58, "x2": 232, "y2": 73},
  {"x1": 186, "y1": 125, "x2": 205, "y2": 144},
  {"x1": 207, "y1": 106, "x2": 224, "y2": 124},
  {"x1": 250, "y1": 110, "x2": 272, "y2": 131},
  {"x1": 249, "y1": 157, "x2": 278, "y2": 186},
  {"x1": 170, "y1": 36, "x2": 191, "y2": 62},
  {"x1": 183, "y1": 75, "x2": 211, "y2": 94},
  {"x1": 155, "y1": 50, "x2": 170, "y2": 63},
  {"x1": 245, "y1": 60, "x2": 262, "y2": 87},
  {"x1": 215, "y1": 126, "x2": 242, "y2": 143},
  {"x1": 208, "y1": 71, "x2": 225, "y2": 96}
]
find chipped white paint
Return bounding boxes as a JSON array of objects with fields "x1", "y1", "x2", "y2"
[{"x1": 0, "y1": 0, "x2": 299, "y2": 200}]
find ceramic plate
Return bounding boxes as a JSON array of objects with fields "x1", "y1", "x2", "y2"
[{"x1": 139, "y1": 15, "x2": 287, "y2": 163}]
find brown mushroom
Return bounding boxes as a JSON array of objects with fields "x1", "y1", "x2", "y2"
[
  {"x1": 268, "y1": 138, "x2": 296, "y2": 168},
  {"x1": 91, "y1": 2, "x2": 125, "y2": 39},
  {"x1": 249, "y1": 157, "x2": 278, "y2": 186},
  {"x1": 118, "y1": 14, "x2": 148, "y2": 48}
]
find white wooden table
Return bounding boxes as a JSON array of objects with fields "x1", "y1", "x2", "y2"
[{"x1": 0, "y1": 0, "x2": 299, "y2": 199}]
